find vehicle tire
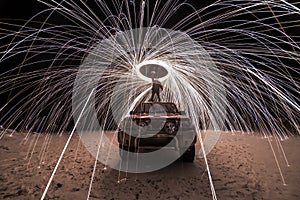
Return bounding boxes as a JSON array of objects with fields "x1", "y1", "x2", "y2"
[
  {"x1": 181, "y1": 145, "x2": 195, "y2": 162},
  {"x1": 119, "y1": 144, "x2": 136, "y2": 160}
]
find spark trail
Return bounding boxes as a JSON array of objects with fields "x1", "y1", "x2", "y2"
[{"x1": 0, "y1": 0, "x2": 299, "y2": 199}]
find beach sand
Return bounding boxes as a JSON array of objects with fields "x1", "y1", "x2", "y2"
[{"x1": 0, "y1": 129, "x2": 299, "y2": 200}]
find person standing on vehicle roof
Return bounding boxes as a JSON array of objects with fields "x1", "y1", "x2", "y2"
[{"x1": 149, "y1": 71, "x2": 163, "y2": 102}]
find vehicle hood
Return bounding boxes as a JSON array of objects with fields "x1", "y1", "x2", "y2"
[{"x1": 129, "y1": 113, "x2": 189, "y2": 119}]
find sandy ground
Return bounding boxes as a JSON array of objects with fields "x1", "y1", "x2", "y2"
[{"x1": 0, "y1": 129, "x2": 299, "y2": 200}]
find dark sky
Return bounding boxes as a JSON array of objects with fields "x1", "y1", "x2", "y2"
[
  {"x1": 0, "y1": 0, "x2": 215, "y2": 24},
  {"x1": 0, "y1": 0, "x2": 299, "y2": 131},
  {"x1": 0, "y1": 0, "x2": 35, "y2": 20},
  {"x1": 0, "y1": 0, "x2": 215, "y2": 131}
]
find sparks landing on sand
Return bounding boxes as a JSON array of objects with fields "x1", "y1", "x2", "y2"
[{"x1": 117, "y1": 102, "x2": 197, "y2": 162}]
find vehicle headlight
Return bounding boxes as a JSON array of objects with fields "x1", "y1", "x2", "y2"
[{"x1": 164, "y1": 121, "x2": 177, "y2": 134}]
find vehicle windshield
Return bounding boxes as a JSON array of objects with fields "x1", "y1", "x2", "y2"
[{"x1": 133, "y1": 103, "x2": 178, "y2": 114}]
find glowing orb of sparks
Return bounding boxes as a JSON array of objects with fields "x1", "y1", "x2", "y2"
[{"x1": 135, "y1": 60, "x2": 170, "y2": 82}]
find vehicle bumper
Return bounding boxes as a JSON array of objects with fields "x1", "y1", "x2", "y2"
[{"x1": 118, "y1": 130, "x2": 196, "y2": 149}]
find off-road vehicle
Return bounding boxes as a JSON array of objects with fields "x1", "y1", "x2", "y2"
[{"x1": 118, "y1": 102, "x2": 197, "y2": 162}]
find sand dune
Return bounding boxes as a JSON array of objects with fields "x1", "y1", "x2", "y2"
[{"x1": 0, "y1": 129, "x2": 299, "y2": 200}]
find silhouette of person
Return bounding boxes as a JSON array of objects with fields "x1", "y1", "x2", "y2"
[{"x1": 149, "y1": 71, "x2": 163, "y2": 102}]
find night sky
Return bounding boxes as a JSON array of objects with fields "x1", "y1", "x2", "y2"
[
  {"x1": 0, "y1": 0, "x2": 299, "y2": 131},
  {"x1": 0, "y1": 0, "x2": 218, "y2": 127}
]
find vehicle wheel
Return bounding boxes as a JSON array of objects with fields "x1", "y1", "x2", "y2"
[{"x1": 181, "y1": 145, "x2": 195, "y2": 162}]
